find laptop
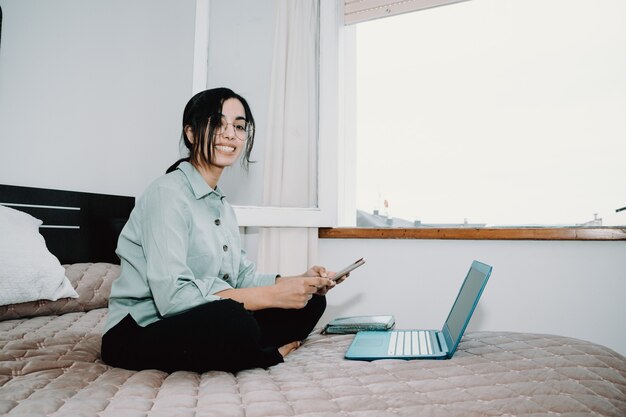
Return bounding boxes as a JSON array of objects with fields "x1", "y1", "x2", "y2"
[{"x1": 345, "y1": 260, "x2": 492, "y2": 360}]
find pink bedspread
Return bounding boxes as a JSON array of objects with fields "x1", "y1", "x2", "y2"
[{"x1": 1, "y1": 264, "x2": 625, "y2": 416}]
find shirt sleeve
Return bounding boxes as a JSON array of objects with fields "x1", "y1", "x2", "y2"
[
  {"x1": 236, "y1": 247, "x2": 277, "y2": 289},
  {"x1": 141, "y1": 185, "x2": 232, "y2": 318}
]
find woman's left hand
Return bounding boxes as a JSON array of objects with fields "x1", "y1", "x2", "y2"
[{"x1": 302, "y1": 265, "x2": 337, "y2": 295}]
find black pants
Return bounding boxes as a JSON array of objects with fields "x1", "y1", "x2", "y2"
[{"x1": 101, "y1": 295, "x2": 326, "y2": 374}]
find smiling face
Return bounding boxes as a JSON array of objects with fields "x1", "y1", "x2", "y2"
[
  {"x1": 209, "y1": 98, "x2": 247, "y2": 169},
  {"x1": 180, "y1": 88, "x2": 256, "y2": 189},
  {"x1": 184, "y1": 97, "x2": 249, "y2": 188}
]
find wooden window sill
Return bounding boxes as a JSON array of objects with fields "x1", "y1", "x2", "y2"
[{"x1": 319, "y1": 227, "x2": 626, "y2": 241}]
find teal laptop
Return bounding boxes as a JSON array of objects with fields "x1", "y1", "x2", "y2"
[{"x1": 345, "y1": 260, "x2": 492, "y2": 361}]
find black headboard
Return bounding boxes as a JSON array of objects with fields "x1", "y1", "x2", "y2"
[{"x1": 0, "y1": 184, "x2": 135, "y2": 264}]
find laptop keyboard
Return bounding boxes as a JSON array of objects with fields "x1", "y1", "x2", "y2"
[{"x1": 388, "y1": 330, "x2": 434, "y2": 356}]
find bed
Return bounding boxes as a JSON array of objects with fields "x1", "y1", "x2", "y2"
[{"x1": 1, "y1": 184, "x2": 625, "y2": 417}]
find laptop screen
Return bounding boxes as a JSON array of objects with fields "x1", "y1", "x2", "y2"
[{"x1": 444, "y1": 262, "x2": 491, "y2": 347}]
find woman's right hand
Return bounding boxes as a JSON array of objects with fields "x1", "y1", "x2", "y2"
[{"x1": 271, "y1": 276, "x2": 332, "y2": 309}]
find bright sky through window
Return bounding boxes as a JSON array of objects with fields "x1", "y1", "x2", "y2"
[{"x1": 355, "y1": 0, "x2": 626, "y2": 227}]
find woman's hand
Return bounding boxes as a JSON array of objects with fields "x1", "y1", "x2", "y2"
[
  {"x1": 303, "y1": 265, "x2": 347, "y2": 295},
  {"x1": 297, "y1": 265, "x2": 340, "y2": 296},
  {"x1": 302, "y1": 265, "x2": 330, "y2": 279},
  {"x1": 271, "y1": 276, "x2": 333, "y2": 309},
  {"x1": 219, "y1": 265, "x2": 339, "y2": 311}
]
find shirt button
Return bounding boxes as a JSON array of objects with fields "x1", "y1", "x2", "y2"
[
  {"x1": 215, "y1": 219, "x2": 221, "y2": 226},
  {"x1": 223, "y1": 274, "x2": 230, "y2": 280},
  {"x1": 223, "y1": 245, "x2": 228, "y2": 252}
]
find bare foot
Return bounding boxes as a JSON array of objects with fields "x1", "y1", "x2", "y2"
[{"x1": 278, "y1": 341, "x2": 302, "y2": 358}]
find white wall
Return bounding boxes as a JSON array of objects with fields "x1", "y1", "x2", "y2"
[
  {"x1": 0, "y1": 0, "x2": 196, "y2": 197},
  {"x1": 317, "y1": 238, "x2": 626, "y2": 356},
  {"x1": 0, "y1": 0, "x2": 275, "y2": 201}
]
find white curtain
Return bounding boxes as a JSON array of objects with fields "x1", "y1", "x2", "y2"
[{"x1": 256, "y1": 0, "x2": 320, "y2": 275}]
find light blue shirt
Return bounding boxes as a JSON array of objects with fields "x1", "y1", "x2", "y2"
[{"x1": 104, "y1": 162, "x2": 277, "y2": 333}]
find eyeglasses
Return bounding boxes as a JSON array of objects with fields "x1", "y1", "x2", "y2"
[{"x1": 210, "y1": 114, "x2": 253, "y2": 141}]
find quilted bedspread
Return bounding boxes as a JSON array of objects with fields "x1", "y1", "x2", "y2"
[{"x1": 1, "y1": 264, "x2": 625, "y2": 417}]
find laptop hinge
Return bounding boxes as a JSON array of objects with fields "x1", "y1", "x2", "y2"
[{"x1": 437, "y1": 331, "x2": 449, "y2": 354}]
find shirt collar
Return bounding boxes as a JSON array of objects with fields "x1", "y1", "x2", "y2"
[{"x1": 177, "y1": 161, "x2": 225, "y2": 200}]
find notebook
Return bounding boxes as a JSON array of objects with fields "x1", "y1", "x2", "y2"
[
  {"x1": 323, "y1": 315, "x2": 395, "y2": 334},
  {"x1": 345, "y1": 260, "x2": 493, "y2": 361}
]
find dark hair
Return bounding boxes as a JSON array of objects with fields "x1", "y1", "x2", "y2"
[{"x1": 166, "y1": 87, "x2": 255, "y2": 174}]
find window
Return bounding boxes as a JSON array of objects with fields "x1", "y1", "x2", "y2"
[{"x1": 350, "y1": 0, "x2": 626, "y2": 228}]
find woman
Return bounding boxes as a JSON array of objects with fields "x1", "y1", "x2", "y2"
[{"x1": 101, "y1": 88, "x2": 340, "y2": 373}]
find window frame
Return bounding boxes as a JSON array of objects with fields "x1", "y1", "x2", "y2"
[{"x1": 334, "y1": 1, "x2": 626, "y2": 240}]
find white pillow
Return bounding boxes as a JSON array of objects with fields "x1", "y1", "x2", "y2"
[{"x1": 0, "y1": 205, "x2": 79, "y2": 306}]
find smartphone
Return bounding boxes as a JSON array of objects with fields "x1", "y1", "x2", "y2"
[{"x1": 332, "y1": 258, "x2": 365, "y2": 281}]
